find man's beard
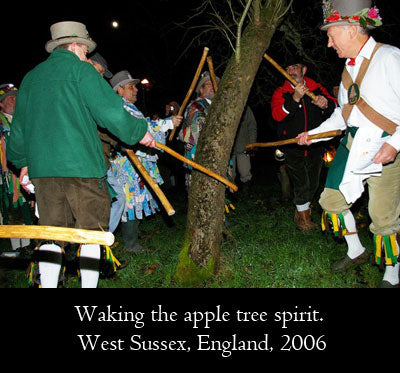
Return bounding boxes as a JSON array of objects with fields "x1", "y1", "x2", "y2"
[{"x1": 290, "y1": 74, "x2": 303, "y2": 83}]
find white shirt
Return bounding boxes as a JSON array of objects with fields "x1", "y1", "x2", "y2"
[
  {"x1": 3, "y1": 113, "x2": 13, "y2": 123},
  {"x1": 308, "y1": 37, "x2": 400, "y2": 151}
]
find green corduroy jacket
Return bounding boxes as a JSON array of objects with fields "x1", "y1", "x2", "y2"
[{"x1": 7, "y1": 49, "x2": 148, "y2": 179}]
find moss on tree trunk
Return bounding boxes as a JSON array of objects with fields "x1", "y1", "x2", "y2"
[{"x1": 175, "y1": 1, "x2": 287, "y2": 287}]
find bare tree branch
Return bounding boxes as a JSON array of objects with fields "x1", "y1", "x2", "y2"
[
  {"x1": 226, "y1": 0, "x2": 238, "y2": 24},
  {"x1": 236, "y1": 0, "x2": 254, "y2": 62}
]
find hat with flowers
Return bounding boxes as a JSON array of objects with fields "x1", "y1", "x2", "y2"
[
  {"x1": 0, "y1": 84, "x2": 18, "y2": 103},
  {"x1": 321, "y1": 0, "x2": 382, "y2": 30}
]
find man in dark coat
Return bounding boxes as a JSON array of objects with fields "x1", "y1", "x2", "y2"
[{"x1": 271, "y1": 59, "x2": 336, "y2": 231}]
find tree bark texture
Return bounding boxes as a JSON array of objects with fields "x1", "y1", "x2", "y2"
[{"x1": 175, "y1": 1, "x2": 287, "y2": 286}]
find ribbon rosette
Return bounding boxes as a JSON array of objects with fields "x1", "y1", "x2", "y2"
[
  {"x1": 325, "y1": 10, "x2": 341, "y2": 22},
  {"x1": 368, "y1": 8, "x2": 380, "y2": 19},
  {"x1": 354, "y1": 7, "x2": 382, "y2": 27}
]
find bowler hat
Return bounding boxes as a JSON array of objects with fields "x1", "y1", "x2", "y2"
[{"x1": 285, "y1": 52, "x2": 305, "y2": 69}]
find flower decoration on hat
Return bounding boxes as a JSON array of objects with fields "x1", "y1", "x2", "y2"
[
  {"x1": 0, "y1": 84, "x2": 18, "y2": 101},
  {"x1": 322, "y1": 0, "x2": 335, "y2": 20},
  {"x1": 322, "y1": 1, "x2": 382, "y2": 28},
  {"x1": 0, "y1": 84, "x2": 18, "y2": 96}
]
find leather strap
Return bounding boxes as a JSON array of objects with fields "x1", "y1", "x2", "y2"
[
  {"x1": 341, "y1": 43, "x2": 397, "y2": 135},
  {"x1": 356, "y1": 98, "x2": 397, "y2": 135},
  {"x1": 344, "y1": 231, "x2": 359, "y2": 236}
]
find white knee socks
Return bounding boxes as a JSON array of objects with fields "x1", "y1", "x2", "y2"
[
  {"x1": 383, "y1": 263, "x2": 400, "y2": 285},
  {"x1": 79, "y1": 244, "x2": 101, "y2": 288},
  {"x1": 39, "y1": 244, "x2": 62, "y2": 288},
  {"x1": 39, "y1": 243, "x2": 101, "y2": 288},
  {"x1": 383, "y1": 237, "x2": 400, "y2": 285},
  {"x1": 296, "y1": 202, "x2": 311, "y2": 212},
  {"x1": 342, "y1": 210, "x2": 366, "y2": 259}
]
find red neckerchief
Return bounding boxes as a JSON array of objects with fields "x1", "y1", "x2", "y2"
[{"x1": 348, "y1": 36, "x2": 370, "y2": 66}]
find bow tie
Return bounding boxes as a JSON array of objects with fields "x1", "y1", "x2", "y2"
[{"x1": 348, "y1": 58, "x2": 356, "y2": 66}]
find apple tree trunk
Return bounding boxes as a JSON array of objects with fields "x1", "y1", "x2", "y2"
[{"x1": 175, "y1": 1, "x2": 288, "y2": 286}]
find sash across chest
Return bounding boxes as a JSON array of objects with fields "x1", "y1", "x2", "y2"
[{"x1": 341, "y1": 43, "x2": 397, "y2": 135}]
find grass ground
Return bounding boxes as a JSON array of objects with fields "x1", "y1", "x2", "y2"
[{"x1": 0, "y1": 161, "x2": 383, "y2": 288}]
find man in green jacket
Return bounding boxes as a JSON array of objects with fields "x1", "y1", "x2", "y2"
[{"x1": 6, "y1": 21, "x2": 154, "y2": 288}]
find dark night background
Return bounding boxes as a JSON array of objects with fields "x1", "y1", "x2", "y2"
[
  {"x1": 2, "y1": 0, "x2": 400, "y2": 130},
  {"x1": 2, "y1": 0, "x2": 204, "y2": 118}
]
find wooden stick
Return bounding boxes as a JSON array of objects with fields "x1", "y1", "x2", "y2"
[
  {"x1": 155, "y1": 142, "x2": 238, "y2": 192},
  {"x1": 207, "y1": 56, "x2": 219, "y2": 92},
  {"x1": 125, "y1": 149, "x2": 175, "y2": 216},
  {"x1": 168, "y1": 47, "x2": 210, "y2": 142},
  {"x1": 246, "y1": 130, "x2": 342, "y2": 150},
  {"x1": 263, "y1": 53, "x2": 317, "y2": 101},
  {"x1": 0, "y1": 226, "x2": 115, "y2": 246}
]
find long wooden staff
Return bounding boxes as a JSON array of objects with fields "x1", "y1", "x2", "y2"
[
  {"x1": 264, "y1": 53, "x2": 317, "y2": 101},
  {"x1": 0, "y1": 226, "x2": 115, "y2": 246},
  {"x1": 246, "y1": 130, "x2": 342, "y2": 150},
  {"x1": 155, "y1": 142, "x2": 238, "y2": 192},
  {"x1": 168, "y1": 47, "x2": 210, "y2": 142},
  {"x1": 125, "y1": 149, "x2": 175, "y2": 216},
  {"x1": 207, "y1": 56, "x2": 219, "y2": 92}
]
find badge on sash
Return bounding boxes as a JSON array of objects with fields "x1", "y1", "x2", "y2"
[{"x1": 348, "y1": 83, "x2": 360, "y2": 105}]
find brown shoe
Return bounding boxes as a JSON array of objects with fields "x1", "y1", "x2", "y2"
[
  {"x1": 294, "y1": 209, "x2": 315, "y2": 232},
  {"x1": 331, "y1": 250, "x2": 369, "y2": 272}
]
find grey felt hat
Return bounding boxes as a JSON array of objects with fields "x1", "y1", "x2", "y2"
[
  {"x1": 110, "y1": 71, "x2": 140, "y2": 91},
  {"x1": 90, "y1": 53, "x2": 113, "y2": 78},
  {"x1": 320, "y1": 0, "x2": 382, "y2": 30},
  {"x1": 45, "y1": 21, "x2": 97, "y2": 53}
]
